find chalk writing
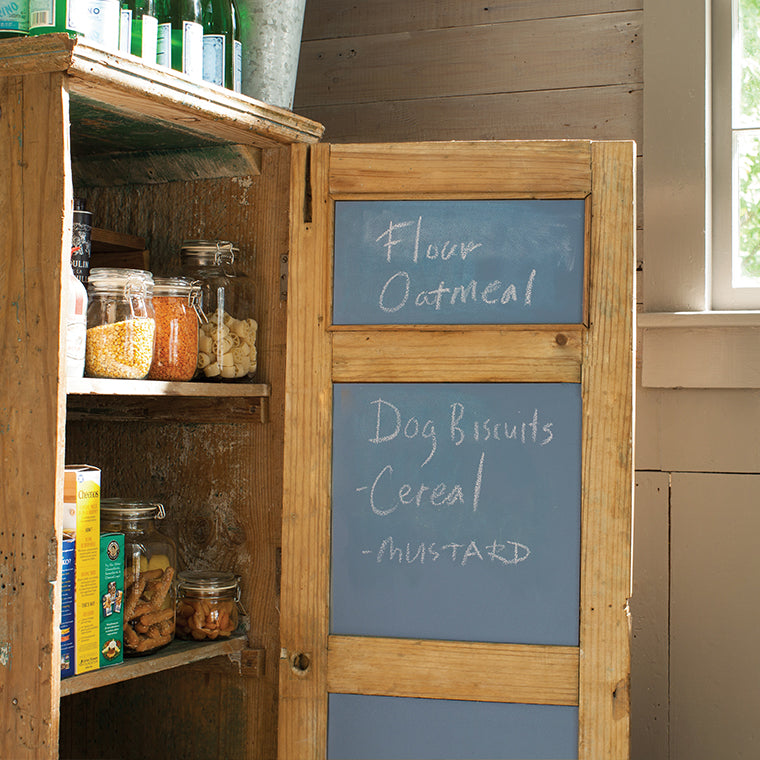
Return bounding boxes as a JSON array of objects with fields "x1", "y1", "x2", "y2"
[
  {"x1": 333, "y1": 199, "x2": 585, "y2": 325},
  {"x1": 361, "y1": 536, "x2": 531, "y2": 567}
]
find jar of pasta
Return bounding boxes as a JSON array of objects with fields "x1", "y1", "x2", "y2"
[
  {"x1": 85, "y1": 268, "x2": 156, "y2": 380},
  {"x1": 179, "y1": 240, "x2": 257, "y2": 381},
  {"x1": 148, "y1": 277, "x2": 203, "y2": 381},
  {"x1": 100, "y1": 499, "x2": 178, "y2": 656},
  {"x1": 175, "y1": 570, "x2": 242, "y2": 640}
]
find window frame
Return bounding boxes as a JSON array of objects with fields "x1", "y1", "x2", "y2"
[{"x1": 641, "y1": 0, "x2": 760, "y2": 388}]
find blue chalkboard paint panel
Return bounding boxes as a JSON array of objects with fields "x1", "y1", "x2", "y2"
[
  {"x1": 327, "y1": 694, "x2": 579, "y2": 760},
  {"x1": 333, "y1": 200, "x2": 585, "y2": 325},
  {"x1": 331, "y1": 383, "x2": 582, "y2": 645}
]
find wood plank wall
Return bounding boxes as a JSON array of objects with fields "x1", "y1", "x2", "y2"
[{"x1": 293, "y1": 2, "x2": 660, "y2": 759}]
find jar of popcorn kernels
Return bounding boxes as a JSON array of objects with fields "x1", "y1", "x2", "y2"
[
  {"x1": 179, "y1": 240, "x2": 257, "y2": 381},
  {"x1": 85, "y1": 268, "x2": 156, "y2": 380},
  {"x1": 175, "y1": 570, "x2": 243, "y2": 640}
]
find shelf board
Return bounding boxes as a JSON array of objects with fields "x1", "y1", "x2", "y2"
[
  {"x1": 66, "y1": 378, "x2": 270, "y2": 423},
  {"x1": 60, "y1": 634, "x2": 249, "y2": 696},
  {"x1": 67, "y1": 377, "x2": 269, "y2": 397}
]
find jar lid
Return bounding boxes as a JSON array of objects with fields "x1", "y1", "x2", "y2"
[
  {"x1": 180, "y1": 240, "x2": 239, "y2": 267},
  {"x1": 153, "y1": 276, "x2": 202, "y2": 297},
  {"x1": 176, "y1": 570, "x2": 240, "y2": 595},
  {"x1": 88, "y1": 268, "x2": 154, "y2": 296},
  {"x1": 100, "y1": 499, "x2": 166, "y2": 520}
]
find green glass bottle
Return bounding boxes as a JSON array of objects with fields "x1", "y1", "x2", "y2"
[
  {"x1": 0, "y1": 0, "x2": 28, "y2": 37},
  {"x1": 201, "y1": 0, "x2": 231, "y2": 88},
  {"x1": 156, "y1": 0, "x2": 202, "y2": 78},
  {"x1": 119, "y1": 0, "x2": 158, "y2": 62}
]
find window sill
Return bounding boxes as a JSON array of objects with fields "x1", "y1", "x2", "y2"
[{"x1": 638, "y1": 311, "x2": 760, "y2": 388}]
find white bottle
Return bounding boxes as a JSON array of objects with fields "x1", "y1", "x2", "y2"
[{"x1": 66, "y1": 263, "x2": 87, "y2": 379}]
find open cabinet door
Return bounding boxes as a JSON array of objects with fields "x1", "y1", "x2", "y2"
[{"x1": 280, "y1": 141, "x2": 635, "y2": 760}]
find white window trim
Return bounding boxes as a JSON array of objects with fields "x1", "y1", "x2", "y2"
[{"x1": 641, "y1": 0, "x2": 760, "y2": 387}]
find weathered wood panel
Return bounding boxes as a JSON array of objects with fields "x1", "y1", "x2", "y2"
[
  {"x1": 298, "y1": 84, "x2": 642, "y2": 146},
  {"x1": 327, "y1": 636, "x2": 580, "y2": 705},
  {"x1": 303, "y1": 0, "x2": 643, "y2": 39},
  {"x1": 278, "y1": 143, "x2": 333, "y2": 760},
  {"x1": 0, "y1": 71, "x2": 68, "y2": 760},
  {"x1": 578, "y1": 141, "x2": 635, "y2": 758},
  {"x1": 332, "y1": 327, "x2": 583, "y2": 382},
  {"x1": 295, "y1": 12, "x2": 641, "y2": 108}
]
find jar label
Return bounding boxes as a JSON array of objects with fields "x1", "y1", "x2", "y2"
[{"x1": 202, "y1": 33, "x2": 225, "y2": 87}]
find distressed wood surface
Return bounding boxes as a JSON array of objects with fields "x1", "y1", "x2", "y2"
[
  {"x1": 0, "y1": 71, "x2": 69, "y2": 760},
  {"x1": 327, "y1": 636, "x2": 580, "y2": 705},
  {"x1": 328, "y1": 141, "x2": 592, "y2": 196},
  {"x1": 0, "y1": 36, "x2": 324, "y2": 148},
  {"x1": 332, "y1": 327, "x2": 583, "y2": 382},
  {"x1": 303, "y1": 0, "x2": 643, "y2": 38},
  {"x1": 299, "y1": 85, "x2": 642, "y2": 146},
  {"x1": 278, "y1": 143, "x2": 333, "y2": 760},
  {"x1": 296, "y1": 12, "x2": 641, "y2": 108},
  {"x1": 577, "y1": 141, "x2": 635, "y2": 759}
]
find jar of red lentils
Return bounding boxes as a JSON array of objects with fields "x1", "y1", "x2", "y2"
[
  {"x1": 148, "y1": 277, "x2": 202, "y2": 381},
  {"x1": 179, "y1": 240, "x2": 257, "y2": 381},
  {"x1": 85, "y1": 268, "x2": 156, "y2": 380}
]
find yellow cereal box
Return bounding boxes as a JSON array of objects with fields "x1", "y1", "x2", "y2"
[{"x1": 64, "y1": 465, "x2": 101, "y2": 675}]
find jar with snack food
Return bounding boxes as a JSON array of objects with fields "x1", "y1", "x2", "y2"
[
  {"x1": 147, "y1": 277, "x2": 203, "y2": 381},
  {"x1": 100, "y1": 499, "x2": 178, "y2": 656},
  {"x1": 179, "y1": 240, "x2": 257, "y2": 381},
  {"x1": 175, "y1": 570, "x2": 242, "y2": 640},
  {"x1": 85, "y1": 268, "x2": 156, "y2": 380}
]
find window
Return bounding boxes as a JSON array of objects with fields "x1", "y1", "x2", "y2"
[
  {"x1": 641, "y1": 0, "x2": 760, "y2": 388},
  {"x1": 712, "y1": 0, "x2": 760, "y2": 308}
]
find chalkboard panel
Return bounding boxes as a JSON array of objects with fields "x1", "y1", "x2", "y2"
[
  {"x1": 327, "y1": 694, "x2": 579, "y2": 760},
  {"x1": 331, "y1": 382, "x2": 582, "y2": 645},
  {"x1": 332, "y1": 200, "x2": 585, "y2": 325}
]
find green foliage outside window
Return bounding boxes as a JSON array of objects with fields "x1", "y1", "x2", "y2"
[{"x1": 737, "y1": 0, "x2": 760, "y2": 279}]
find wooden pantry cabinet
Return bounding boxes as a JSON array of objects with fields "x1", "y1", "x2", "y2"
[{"x1": 0, "y1": 34, "x2": 323, "y2": 760}]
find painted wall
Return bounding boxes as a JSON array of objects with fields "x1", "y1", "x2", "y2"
[{"x1": 293, "y1": 3, "x2": 753, "y2": 758}]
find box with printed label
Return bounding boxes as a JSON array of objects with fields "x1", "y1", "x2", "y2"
[
  {"x1": 60, "y1": 537, "x2": 75, "y2": 679},
  {"x1": 64, "y1": 465, "x2": 101, "y2": 675},
  {"x1": 99, "y1": 533, "x2": 124, "y2": 667}
]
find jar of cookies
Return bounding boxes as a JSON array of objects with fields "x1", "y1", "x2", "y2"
[
  {"x1": 85, "y1": 268, "x2": 156, "y2": 380},
  {"x1": 175, "y1": 570, "x2": 242, "y2": 640},
  {"x1": 147, "y1": 277, "x2": 203, "y2": 381},
  {"x1": 100, "y1": 499, "x2": 178, "y2": 656},
  {"x1": 179, "y1": 240, "x2": 257, "y2": 381}
]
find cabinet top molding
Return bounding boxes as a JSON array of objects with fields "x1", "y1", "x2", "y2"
[{"x1": 0, "y1": 34, "x2": 325, "y2": 149}]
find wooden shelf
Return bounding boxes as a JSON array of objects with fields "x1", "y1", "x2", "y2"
[
  {"x1": 66, "y1": 378, "x2": 270, "y2": 422},
  {"x1": 60, "y1": 634, "x2": 250, "y2": 696},
  {"x1": 0, "y1": 35, "x2": 324, "y2": 186}
]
